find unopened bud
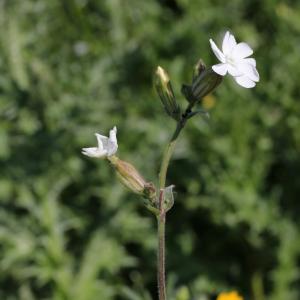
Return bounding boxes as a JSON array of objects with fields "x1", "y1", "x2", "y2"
[
  {"x1": 155, "y1": 66, "x2": 181, "y2": 121},
  {"x1": 193, "y1": 59, "x2": 206, "y2": 81},
  {"x1": 190, "y1": 68, "x2": 222, "y2": 103},
  {"x1": 109, "y1": 156, "x2": 156, "y2": 199}
]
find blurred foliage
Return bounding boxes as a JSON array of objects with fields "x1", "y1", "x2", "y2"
[{"x1": 1, "y1": 0, "x2": 300, "y2": 299}]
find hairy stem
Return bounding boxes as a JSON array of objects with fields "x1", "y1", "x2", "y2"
[
  {"x1": 158, "y1": 121, "x2": 185, "y2": 189},
  {"x1": 156, "y1": 103, "x2": 194, "y2": 300},
  {"x1": 156, "y1": 112, "x2": 191, "y2": 300},
  {"x1": 158, "y1": 102, "x2": 194, "y2": 190},
  {"x1": 157, "y1": 204, "x2": 166, "y2": 300}
]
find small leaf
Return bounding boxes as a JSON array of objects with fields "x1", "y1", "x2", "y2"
[
  {"x1": 187, "y1": 109, "x2": 210, "y2": 120},
  {"x1": 163, "y1": 185, "x2": 175, "y2": 212}
]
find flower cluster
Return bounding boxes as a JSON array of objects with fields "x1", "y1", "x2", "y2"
[{"x1": 210, "y1": 31, "x2": 259, "y2": 88}]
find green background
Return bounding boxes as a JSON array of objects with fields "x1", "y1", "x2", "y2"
[{"x1": 1, "y1": 0, "x2": 300, "y2": 299}]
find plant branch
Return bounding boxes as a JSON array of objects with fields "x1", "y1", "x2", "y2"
[
  {"x1": 158, "y1": 123, "x2": 181, "y2": 189},
  {"x1": 158, "y1": 103, "x2": 193, "y2": 189},
  {"x1": 156, "y1": 103, "x2": 194, "y2": 300}
]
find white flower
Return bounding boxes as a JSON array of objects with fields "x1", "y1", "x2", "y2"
[
  {"x1": 209, "y1": 31, "x2": 259, "y2": 88},
  {"x1": 82, "y1": 126, "x2": 118, "y2": 158}
]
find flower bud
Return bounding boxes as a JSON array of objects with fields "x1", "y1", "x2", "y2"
[
  {"x1": 155, "y1": 66, "x2": 181, "y2": 121},
  {"x1": 193, "y1": 59, "x2": 206, "y2": 81},
  {"x1": 109, "y1": 156, "x2": 156, "y2": 199},
  {"x1": 190, "y1": 68, "x2": 222, "y2": 103}
]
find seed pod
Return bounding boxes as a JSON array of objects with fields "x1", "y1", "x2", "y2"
[{"x1": 109, "y1": 156, "x2": 156, "y2": 200}]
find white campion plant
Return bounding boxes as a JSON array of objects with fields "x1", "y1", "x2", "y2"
[
  {"x1": 210, "y1": 31, "x2": 259, "y2": 88},
  {"x1": 81, "y1": 31, "x2": 260, "y2": 300},
  {"x1": 82, "y1": 126, "x2": 118, "y2": 158}
]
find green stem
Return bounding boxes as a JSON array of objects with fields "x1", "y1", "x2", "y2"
[
  {"x1": 158, "y1": 102, "x2": 194, "y2": 190},
  {"x1": 157, "y1": 208, "x2": 166, "y2": 300},
  {"x1": 156, "y1": 107, "x2": 191, "y2": 300},
  {"x1": 158, "y1": 121, "x2": 185, "y2": 189},
  {"x1": 156, "y1": 102, "x2": 195, "y2": 300},
  {"x1": 156, "y1": 125, "x2": 181, "y2": 300}
]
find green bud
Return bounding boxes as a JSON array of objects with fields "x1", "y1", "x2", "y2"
[
  {"x1": 192, "y1": 59, "x2": 206, "y2": 81},
  {"x1": 155, "y1": 66, "x2": 181, "y2": 121},
  {"x1": 109, "y1": 156, "x2": 156, "y2": 200},
  {"x1": 190, "y1": 68, "x2": 222, "y2": 103}
]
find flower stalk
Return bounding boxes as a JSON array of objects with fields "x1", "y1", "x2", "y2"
[
  {"x1": 158, "y1": 122, "x2": 182, "y2": 190},
  {"x1": 156, "y1": 102, "x2": 195, "y2": 300}
]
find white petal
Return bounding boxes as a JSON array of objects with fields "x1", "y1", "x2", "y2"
[
  {"x1": 82, "y1": 147, "x2": 107, "y2": 158},
  {"x1": 222, "y1": 31, "x2": 237, "y2": 55},
  {"x1": 95, "y1": 133, "x2": 108, "y2": 140},
  {"x1": 234, "y1": 75, "x2": 256, "y2": 88},
  {"x1": 95, "y1": 133, "x2": 107, "y2": 149},
  {"x1": 109, "y1": 126, "x2": 117, "y2": 144},
  {"x1": 227, "y1": 64, "x2": 243, "y2": 77},
  {"x1": 106, "y1": 126, "x2": 118, "y2": 156},
  {"x1": 106, "y1": 141, "x2": 118, "y2": 156},
  {"x1": 243, "y1": 58, "x2": 256, "y2": 67},
  {"x1": 209, "y1": 39, "x2": 225, "y2": 63},
  {"x1": 237, "y1": 63, "x2": 259, "y2": 82},
  {"x1": 232, "y1": 42, "x2": 253, "y2": 59},
  {"x1": 212, "y1": 63, "x2": 228, "y2": 76}
]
